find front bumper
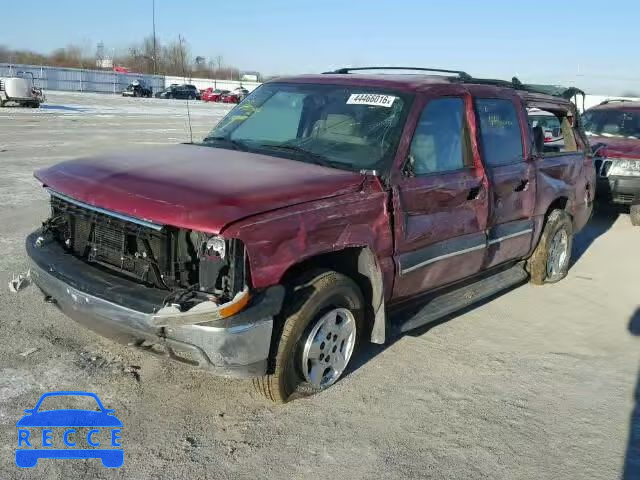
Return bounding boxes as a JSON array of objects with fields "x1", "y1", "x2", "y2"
[
  {"x1": 26, "y1": 231, "x2": 284, "y2": 378},
  {"x1": 597, "y1": 175, "x2": 640, "y2": 204}
]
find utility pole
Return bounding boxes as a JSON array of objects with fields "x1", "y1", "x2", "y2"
[{"x1": 152, "y1": 0, "x2": 157, "y2": 74}]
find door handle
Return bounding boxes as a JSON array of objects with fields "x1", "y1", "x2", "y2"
[
  {"x1": 514, "y1": 179, "x2": 529, "y2": 192},
  {"x1": 467, "y1": 186, "x2": 481, "y2": 200}
]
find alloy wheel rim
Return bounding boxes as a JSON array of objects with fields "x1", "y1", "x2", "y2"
[
  {"x1": 301, "y1": 308, "x2": 357, "y2": 389},
  {"x1": 547, "y1": 229, "x2": 569, "y2": 278}
]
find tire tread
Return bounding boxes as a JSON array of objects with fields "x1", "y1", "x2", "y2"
[
  {"x1": 253, "y1": 269, "x2": 362, "y2": 403},
  {"x1": 527, "y1": 209, "x2": 573, "y2": 285}
]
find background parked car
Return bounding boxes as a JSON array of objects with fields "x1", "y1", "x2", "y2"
[
  {"x1": 202, "y1": 88, "x2": 230, "y2": 102},
  {"x1": 154, "y1": 84, "x2": 200, "y2": 100},
  {"x1": 582, "y1": 99, "x2": 640, "y2": 222},
  {"x1": 220, "y1": 87, "x2": 249, "y2": 104},
  {"x1": 183, "y1": 84, "x2": 201, "y2": 100},
  {"x1": 122, "y1": 79, "x2": 152, "y2": 98}
]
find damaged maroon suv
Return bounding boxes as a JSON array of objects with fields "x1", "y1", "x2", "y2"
[
  {"x1": 582, "y1": 99, "x2": 640, "y2": 225},
  {"x1": 26, "y1": 67, "x2": 595, "y2": 402}
]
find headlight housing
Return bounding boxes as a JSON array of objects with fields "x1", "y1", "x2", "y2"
[{"x1": 608, "y1": 158, "x2": 640, "y2": 177}]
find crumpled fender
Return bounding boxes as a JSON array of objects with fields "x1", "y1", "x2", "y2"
[{"x1": 221, "y1": 178, "x2": 394, "y2": 295}]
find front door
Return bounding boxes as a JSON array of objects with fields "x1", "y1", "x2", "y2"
[
  {"x1": 474, "y1": 97, "x2": 536, "y2": 268},
  {"x1": 392, "y1": 92, "x2": 489, "y2": 301}
]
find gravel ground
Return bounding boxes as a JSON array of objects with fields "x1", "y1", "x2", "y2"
[{"x1": 0, "y1": 92, "x2": 638, "y2": 479}]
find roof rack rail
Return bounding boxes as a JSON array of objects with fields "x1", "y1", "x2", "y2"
[
  {"x1": 323, "y1": 66, "x2": 472, "y2": 80},
  {"x1": 455, "y1": 76, "x2": 586, "y2": 100},
  {"x1": 599, "y1": 99, "x2": 633, "y2": 105},
  {"x1": 322, "y1": 67, "x2": 584, "y2": 101}
]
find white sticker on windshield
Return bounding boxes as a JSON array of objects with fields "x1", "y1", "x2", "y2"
[{"x1": 346, "y1": 93, "x2": 397, "y2": 108}]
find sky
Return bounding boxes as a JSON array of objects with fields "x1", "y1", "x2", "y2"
[{"x1": 2, "y1": 0, "x2": 639, "y2": 95}]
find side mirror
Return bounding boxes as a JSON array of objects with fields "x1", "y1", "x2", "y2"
[{"x1": 24, "y1": 409, "x2": 34, "y2": 414}]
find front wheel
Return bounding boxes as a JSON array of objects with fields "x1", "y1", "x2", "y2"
[
  {"x1": 527, "y1": 210, "x2": 573, "y2": 284},
  {"x1": 253, "y1": 269, "x2": 364, "y2": 403}
]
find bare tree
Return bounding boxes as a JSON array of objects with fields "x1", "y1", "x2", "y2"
[{"x1": 0, "y1": 38, "x2": 259, "y2": 81}]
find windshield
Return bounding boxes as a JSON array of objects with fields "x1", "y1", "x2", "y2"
[
  {"x1": 203, "y1": 83, "x2": 412, "y2": 171},
  {"x1": 582, "y1": 109, "x2": 640, "y2": 139}
]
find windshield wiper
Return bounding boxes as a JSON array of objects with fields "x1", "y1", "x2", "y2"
[
  {"x1": 202, "y1": 136, "x2": 249, "y2": 151},
  {"x1": 257, "y1": 144, "x2": 349, "y2": 170}
]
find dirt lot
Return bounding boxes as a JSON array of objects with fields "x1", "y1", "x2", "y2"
[{"x1": 0, "y1": 92, "x2": 638, "y2": 479}]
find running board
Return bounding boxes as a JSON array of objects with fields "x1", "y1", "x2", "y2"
[{"x1": 394, "y1": 264, "x2": 528, "y2": 334}]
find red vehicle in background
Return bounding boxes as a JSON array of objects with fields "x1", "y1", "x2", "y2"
[
  {"x1": 202, "y1": 88, "x2": 230, "y2": 103},
  {"x1": 220, "y1": 88, "x2": 249, "y2": 104},
  {"x1": 582, "y1": 100, "x2": 640, "y2": 225}
]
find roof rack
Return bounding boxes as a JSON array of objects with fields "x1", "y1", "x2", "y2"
[
  {"x1": 323, "y1": 67, "x2": 584, "y2": 101},
  {"x1": 599, "y1": 99, "x2": 633, "y2": 105},
  {"x1": 323, "y1": 66, "x2": 472, "y2": 80}
]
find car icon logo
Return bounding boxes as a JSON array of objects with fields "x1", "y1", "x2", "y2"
[{"x1": 15, "y1": 391, "x2": 123, "y2": 468}]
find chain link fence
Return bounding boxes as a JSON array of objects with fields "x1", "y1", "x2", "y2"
[{"x1": 0, "y1": 63, "x2": 165, "y2": 94}]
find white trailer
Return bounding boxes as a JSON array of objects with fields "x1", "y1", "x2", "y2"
[{"x1": 0, "y1": 72, "x2": 45, "y2": 107}]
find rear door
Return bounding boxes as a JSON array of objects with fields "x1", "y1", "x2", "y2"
[
  {"x1": 474, "y1": 96, "x2": 536, "y2": 268},
  {"x1": 391, "y1": 88, "x2": 489, "y2": 301}
]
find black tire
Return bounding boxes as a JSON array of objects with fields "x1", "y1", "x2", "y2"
[
  {"x1": 253, "y1": 269, "x2": 364, "y2": 403},
  {"x1": 527, "y1": 210, "x2": 574, "y2": 285},
  {"x1": 133, "y1": 90, "x2": 139, "y2": 97},
  {"x1": 631, "y1": 202, "x2": 640, "y2": 227}
]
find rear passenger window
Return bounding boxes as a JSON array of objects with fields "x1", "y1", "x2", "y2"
[
  {"x1": 528, "y1": 107, "x2": 578, "y2": 155},
  {"x1": 408, "y1": 98, "x2": 467, "y2": 175},
  {"x1": 475, "y1": 99, "x2": 523, "y2": 166}
]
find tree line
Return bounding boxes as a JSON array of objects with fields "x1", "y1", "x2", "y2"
[{"x1": 0, "y1": 36, "x2": 260, "y2": 81}]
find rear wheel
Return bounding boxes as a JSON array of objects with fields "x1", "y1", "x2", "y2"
[
  {"x1": 631, "y1": 202, "x2": 640, "y2": 226},
  {"x1": 253, "y1": 269, "x2": 364, "y2": 403},
  {"x1": 527, "y1": 210, "x2": 573, "y2": 284}
]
